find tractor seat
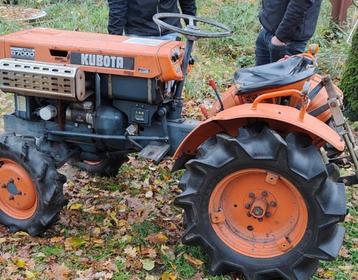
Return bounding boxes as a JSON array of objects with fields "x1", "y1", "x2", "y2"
[{"x1": 234, "y1": 56, "x2": 315, "y2": 94}]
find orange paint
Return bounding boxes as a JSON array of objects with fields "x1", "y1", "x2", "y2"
[
  {"x1": 251, "y1": 89, "x2": 308, "y2": 120},
  {"x1": 0, "y1": 28, "x2": 184, "y2": 81},
  {"x1": 0, "y1": 36, "x2": 5, "y2": 59},
  {"x1": 174, "y1": 103, "x2": 345, "y2": 159},
  {"x1": 209, "y1": 169, "x2": 308, "y2": 258},
  {"x1": 208, "y1": 74, "x2": 342, "y2": 124},
  {"x1": 0, "y1": 158, "x2": 37, "y2": 219}
]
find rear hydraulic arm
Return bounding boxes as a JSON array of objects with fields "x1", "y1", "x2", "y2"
[{"x1": 323, "y1": 76, "x2": 358, "y2": 185}]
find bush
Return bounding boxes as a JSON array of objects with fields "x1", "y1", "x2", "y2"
[{"x1": 340, "y1": 28, "x2": 358, "y2": 120}]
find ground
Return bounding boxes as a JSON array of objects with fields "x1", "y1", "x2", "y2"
[{"x1": 0, "y1": 0, "x2": 357, "y2": 279}]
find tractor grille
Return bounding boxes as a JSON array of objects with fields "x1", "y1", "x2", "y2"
[{"x1": 0, "y1": 59, "x2": 87, "y2": 101}]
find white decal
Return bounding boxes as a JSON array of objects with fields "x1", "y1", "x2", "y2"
[
  {"x1": 10, "y1": 47, "x2": 35, "y2": 60},
  {"x1": 80, "y1": 54, "x2": 125, "y2": 69}
]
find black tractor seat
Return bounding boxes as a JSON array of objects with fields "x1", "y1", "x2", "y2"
[{"x1": 234, "y1": 56, "x2": 316, "y2": 94}]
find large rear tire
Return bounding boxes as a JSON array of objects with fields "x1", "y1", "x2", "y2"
[
  {"x1": 0, "y1": 134, "x2": 67, "y2": 236},
  {"x1": 175, "y1": 125, "x2": 347, "y2": 280}
]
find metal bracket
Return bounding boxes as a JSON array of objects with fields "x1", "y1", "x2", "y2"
[{"x1": 323, "y1": 76, "x2": 358, "y2": 181}]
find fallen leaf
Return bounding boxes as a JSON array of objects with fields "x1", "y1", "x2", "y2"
[
  {"x1": 54, "y1": 263, "x2": 71, "y2": 279},
  {"x1": 147, "y1": 232, "x2": 168, "y2": 244},
  {"x1": 142, "y1": 247, "x2": 157, "y2": 259},
  {"x1": 184, "y1": 254, "x2": 204, "y2": 267},
  {"x1": 145, "y1": 190, "x2": 154, "y2": 198},
  {"x1": 161, "y1": 271, "x2": 176, "y2": 280},
  {"x1": 14, "y1": 258, "x2": 26, "y2": 268},
  {"x1": 108, "y1": 210, "x2": 119, "y2": 226},
  {"x1": 141, "y1": 259, "x2": 155, "y2": 271},
  {"x1": 338, "y1": 265, "x2": 353, "y2": 273},
  {"x1": 321, "y1": 269, "x2": 336, "y2": 279},
  {"x1": 124, "y1": 246, "x2": 137, "y2": 258},
  {"x1": 35, "y1": 252, "x2": 46, "y2": 258},
  {"x1": 24, "y1": 270, "x2": 35, "y2": 279},
  {"x1": 339, "y1": 246, "x2": 349, "y2": 258},
  {"x1": 65, "y1": 237, "x2": 86, "y2": 250},
  {"x1": 68, "y1": 203, "x2": 83, "y2": 210},
  {"x1": 92, "y1": 238, "x2": 105, "y2": 246},
  {"x1": 14, "y1": 231, "x2": 29, "y2": 237},
  {"x1": 92, "y1": 227, "x2": 101, "y2": 236},
  {"x1": 50, "y1": 236, "x2": 64, "y2": 243},
  {"x1": 160, "y1": 245, "x2": 175, "y2": 260}
]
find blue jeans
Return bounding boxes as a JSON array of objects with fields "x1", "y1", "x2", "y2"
[
  {"x1": 128, "y1": 33, "x2": 181, "y2": 41},
  {"x1": 255, "y1": 28, "x2": 308, "y2": 66}
]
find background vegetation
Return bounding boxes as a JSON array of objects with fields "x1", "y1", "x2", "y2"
[
  {"x1": 0, "y1": 1, "x2": 357, "y2": 279},
  {"x1": 341, "y1": 28, "x2": 358, "y2": 121}
]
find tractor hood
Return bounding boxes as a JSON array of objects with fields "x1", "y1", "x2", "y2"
[{"x1": 0, "y1": 28, "x2": 185, "y2": 81}]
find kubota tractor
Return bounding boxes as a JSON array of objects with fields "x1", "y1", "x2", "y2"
[{"x1": 0, "y1": 13, "x2": 355, "y2": 279}]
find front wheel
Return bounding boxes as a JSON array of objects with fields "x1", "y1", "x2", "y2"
[
  {"x1": 175, "y1": 125, "x2": 347, "y2": 280},
  {"x1": 70, "y1": 154, "x2": 129, "y2": 177},
  {"x1": 0, "y1": 135, "x2": 67, "y2": 236}
]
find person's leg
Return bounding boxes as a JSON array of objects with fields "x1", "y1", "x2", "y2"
[
  {"x1": 159, "y1": 33, "x2": 181, "y2": 41},
  {"x1": 255, "y1": 29, "x2": 271, "y2": 66},
  {"x1": 126, "y1": 33, "x2": 180, "y2": 41},
  {"x1": 286, "y1": 41, "x2": 308, "y2": 56}
]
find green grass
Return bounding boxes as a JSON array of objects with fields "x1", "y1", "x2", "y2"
[{"x1": 0, "y1": 1, "x2": 357, "y2": 279}]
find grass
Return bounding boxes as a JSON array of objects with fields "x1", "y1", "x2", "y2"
[{"x1": 0, "y1": 0, "x2": 357, "y2": 279}]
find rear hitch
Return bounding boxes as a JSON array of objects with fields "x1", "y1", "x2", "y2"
[{"x1": 323, "y1": 76, "x2": 358, "y2": 186}]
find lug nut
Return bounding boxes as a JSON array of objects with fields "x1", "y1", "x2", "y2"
[
  {"x1": 1, "y1": 184, "x2": 6, "y2": 189},
  {"x1": 265, "y1": 212, "x2": 272, "y2": 217},
  {"x1": 262, "y1": 191, "x2": 268, "y2": 197},
  {"x1": 244, "y1": 203, "x2": 251, "y2": 209},
  {"x1": 247, "y1": 212, "x2": 251, "y2": 217},
  {"x1": 270, "y1": 201, "x2": 277, "y2": 207},
  {"x1": 9, "y1": 195, "x2": 14, "y2": 200},
  {"x1": 258, "y1": 218, "x2": 263, "y2": 222},
  {"x1": 249, "y1": 192, "x2": 255, "y2": 198}
]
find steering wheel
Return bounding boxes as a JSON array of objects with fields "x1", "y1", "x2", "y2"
[{"x1": 153, "y1": 13, "x2": 232, "y2": 39}]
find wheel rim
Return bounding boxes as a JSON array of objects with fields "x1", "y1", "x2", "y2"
[
  {"x1": 83, "y1": 160, "x2": 103, "y2": 166},
  {"x1": 0, "y1": 158, "x2": 37, "y2": 219},
  {"x1": 209, "y1": 168, "x2": 308, "y2": 258}
]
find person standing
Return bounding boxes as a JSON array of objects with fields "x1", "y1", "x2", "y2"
[
  {"x1": 256, "y1": 0, "x2": 323, "y2": 65},
  {"x1": 108, "y1": 0, "x2": 197, "y2": 40}
]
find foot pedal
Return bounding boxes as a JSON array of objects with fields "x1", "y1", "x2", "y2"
[{"x1": 138, "y1": 142, "x2": 170, "y2": 164}]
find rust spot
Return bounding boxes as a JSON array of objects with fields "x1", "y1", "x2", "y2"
[
  {"x1": 266, "y1": 172, "x2": 279, "y2": 185},
  {"x1": 211, "y1": 210, "x2": 225, "y2": 224}
]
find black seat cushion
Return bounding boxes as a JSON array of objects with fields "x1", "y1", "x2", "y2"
[{"x1": 234, "y1": 56, "x2": 316, "y2": 94}]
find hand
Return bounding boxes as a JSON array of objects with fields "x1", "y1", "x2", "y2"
[{"x1": 271, "y1": 36, "x2": 286, "y2": 46}]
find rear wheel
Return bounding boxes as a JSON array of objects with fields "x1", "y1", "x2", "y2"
[
  {"x1": 175, "y1": 125, "x2": 346, "y2": 280},
  {"x1": 0, "y1": 134, "x2": 67, "y2": 236}
]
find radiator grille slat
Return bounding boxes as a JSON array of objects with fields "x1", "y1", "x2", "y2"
[{"x1": 0, "y1": 59, "x2": 87, "y2": 101}]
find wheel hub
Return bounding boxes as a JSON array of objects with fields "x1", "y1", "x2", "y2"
[
  {"x1": 0, "y1": 158, "x2": 37, "y2": 219},
  {"x1": 249, "y1": 195, "x2": 268, "y2": 219},
  {"x1": 5, "y1": 179, "x2": 22, "y2": 196},
  {"x1": 209, "y1": 169, "x2": 308, "y2": 258}
]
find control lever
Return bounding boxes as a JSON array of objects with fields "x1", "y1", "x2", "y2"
[{"x1": 208, "y1": 80, "x2": 224, "y2": 112}]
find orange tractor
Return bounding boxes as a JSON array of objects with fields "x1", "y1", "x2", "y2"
[{"x1": 0, "y1": 13, "x2": 354, "y2": 279}]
